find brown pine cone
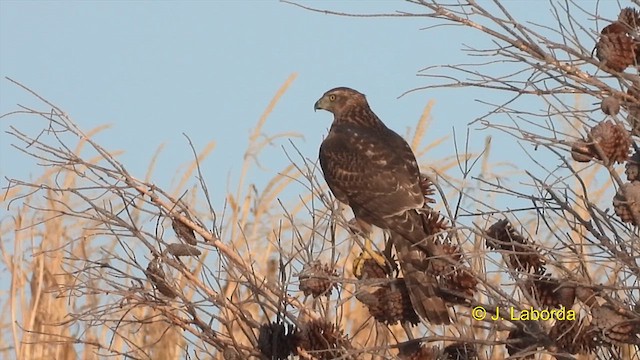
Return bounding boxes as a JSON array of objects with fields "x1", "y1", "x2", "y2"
[
  {"x1": 485, "y1": 219, "x2": 545, "y2": 273},
  {"x1": 355, "y1": 279, "x2": 420, "y2": 326},
  {"x1": 550, "y1": 318, "x2": 596, "y2": 354},
  {"x1": 626, "y1": 151, "x2": 640, "y2": 181},
  {"x1": 171, "y1": 213, "x2": 197, "y2": 245},
  {"x1": 506, "y1": 248, "x2": 546, "y2": 274},
  {"x1": 485, "y1": 219, "x2": 524, "y2": 250},
  {"x1": 355, "y1": 254, "x2": 395, "y2": 280},
  {"x1": 420, "y1": 173, "x2": 437, "y2": 206},
  {"x1": 165, "y1": 243, "x2": 201, "y2": 257},
  {"x1": 596, "y1": 22, "x2": 636, "y2": 72},
  {"x1": 298, "y1": 261, "x2": 338, "y2": 298},
  {"x1": 398, "y1": 341, "x2": 438, "y2": 360},
  {"x1": 421, "y1": 209, "x2": 450, "y2": 236},
  {"x1": 145, "y1": 258, "x2": 178, "y2": 298},
  {"x1": 222, "y1": 348, "x2": 241, "y2": 360},
  {"x1": 506, "y1": 327, "x2": 538, "y2": 359},
  {"x1": 440, "y1": 242, "x2": 462, "y2": 261},
  {"x1": 257, "y1": 322, "x2": 297, "y2": 360},
  {"x1": 601, "y1": 96, "x2": 621, "y2": 116},
  {"x1": 570, "y1": 140, "x2": 595, "y2": 162},
  {"x1": 438, "y1": 268, "x2": 477, "y2": 305},
  {"x1": 294, "y1": 319, "x2": 353, "y2": 360},
  {"x1": 525, "y1": 274, "x2": 576, "y2": 309},
  {"x1": 613, "y1": 181, "x2": 640, "y2": 224},
  {"x1": 429, "y1": 242, "x2": 462, "y2": 277},
  {"x1": 571, "y1": 121, "x2": 631, "y2": 164},
  {"x1": 619, "y1": 7, "x2": 640, "y2": 30},
  {"x1": 442, "y1": 342, "x2": 477, "y2": 360},
  {"x1": 589, "y1": 120, "x2": 631, "y2": 163}
]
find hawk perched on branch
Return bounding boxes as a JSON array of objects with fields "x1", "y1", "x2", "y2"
[{"x1": 315, "y1": 87, "x2": 450, "y2": 324}]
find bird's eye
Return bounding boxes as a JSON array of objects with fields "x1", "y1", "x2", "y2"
[{"x1": 329, "y1": 94, "x2": 336, "y2": 101}]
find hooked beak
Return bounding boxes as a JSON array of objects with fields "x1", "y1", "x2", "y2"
[{"x1": 314, "y1": 97, "x2": 324, "y2": 112}]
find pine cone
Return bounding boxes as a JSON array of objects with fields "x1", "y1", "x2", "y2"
[
  {"x1": 590, "y1": 120, "x2": 631, "y2": 163},
  {"x1": 485, "y1": 219, "x2": 545, "y2": 273},
  {"x1": 550, "y1": 318, "x2": 596, "y2": 354},
  {"x1": 298, "y1": 261, "x2": 338, "y2": 298},
  {"x1": 398, "y1": 341, "x2": 438, "y2": 360},
  {"x1": 601, "y1": 96, "x2": 621, "y2": 116},
  {"x1": 440, "y1": 242, "x2": 462, "y2": 260},
  {"x1": 356, "y1": 279, "x2": 420, "y2": 326},
  {"x1": 145, "y1": 258, "x2": 178, "y2": 298},
  {"x1": 294, "y1": 319, "x2": 352, "y2": 360},
  {"x1": 421, "y1": 209, "x2": 450, "y2": 236},
  {"x1": 572, "y1": 121, "x2": 631, "y2": 164},
  {"x1": 619, "y1": 7, "x2": 640, "y2": 30},
  {"x1": 420, "y1": 173, "x2": 437, "y2": 206},
  {"x1": 613, "y1": 181, "x2": 640, "y2": 224},
  {"x1": 485, "y1": 219, "x2": 522, "y2": 250},
  {"x1": 257, "y1": 322, "x2": 297, "y2": 360},
  {"x1": 171, "y1": 213, "x2": 197, "y2": 245},
  {"x1": 570, "y1": 140, "x2": 595, "y2": 162},
  {"x1": 526, "y1": 274, "x2": 576, "y2": 309},
  {"x1": 356, "y1": 253, "x2": 395, "y2": 280},
  {"x1": 165, "y1": 243, "x2": 201, "y2": 257},
  {"x1": 438, "y1": 268, "x2": 477, "y2": 305},
  {"x1": 626, "y1": 151, "x2": 640, "y2": 181},
  {"x1": 506, "y1": 327, "x2": 538, "y2": 359},
  {"x1": 485, "y1": 219, "x2": 535, "y2": 251},
  {"x1": 506, "y1": 249, "x2": 546, "y2": 274},
  {"x1": 429, "y1": 242, "x2": 462, "y2": 276},
  {"x1": 596, "y1": 22, "x2": 636, "y2": 72},
  {"x1": 442, "y1": 342, "x2": 477, "y2": 360}
]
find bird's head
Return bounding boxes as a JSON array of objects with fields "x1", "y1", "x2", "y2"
[{"x1": 314, "y1": 87, "x2": 368, "y2": 117}]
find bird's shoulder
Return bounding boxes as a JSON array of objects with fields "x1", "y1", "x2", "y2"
[
  {"x1": 334, "y1": 118, "x2": 415, "y2": 152},
  {"x1": 321, "y1": 121, "x2": 407, "y2": 151}
]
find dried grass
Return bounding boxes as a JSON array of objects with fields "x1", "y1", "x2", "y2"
[{"x1": 4, "y1": 2, "x2": 640, "y2": 359}]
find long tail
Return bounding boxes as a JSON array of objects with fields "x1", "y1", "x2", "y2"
[{"x1": 388, "y1": 209, "x2": 451, "y2": 324}]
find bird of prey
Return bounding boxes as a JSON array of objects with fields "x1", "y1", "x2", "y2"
[{"x1": 314, "y1": 87, "x2": 450, "y2": 324}]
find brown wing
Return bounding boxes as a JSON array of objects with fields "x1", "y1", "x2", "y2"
[{"x1": 319, "y1": 122, "x2": 424, "y2": 228}]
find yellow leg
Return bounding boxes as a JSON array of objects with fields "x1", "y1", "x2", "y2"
[{"x1": 352, "y1": 235, "x2": 388, "y2": 278}]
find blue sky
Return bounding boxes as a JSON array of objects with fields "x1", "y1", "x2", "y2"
[{"x1": 0, "y1": 1, "x2": 618, "y2": 209}]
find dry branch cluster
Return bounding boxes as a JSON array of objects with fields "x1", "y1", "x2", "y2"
[
  {"x1": 483, "y1": 218, "x2": 640, "y2": 356},
  {"x1": 575, "y1": 26, "x2": 640, "y2": 228}
]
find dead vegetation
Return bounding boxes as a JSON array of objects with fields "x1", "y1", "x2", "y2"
[{"x1": 4, "y1": 1, "x2": 640, "y2": 359}]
